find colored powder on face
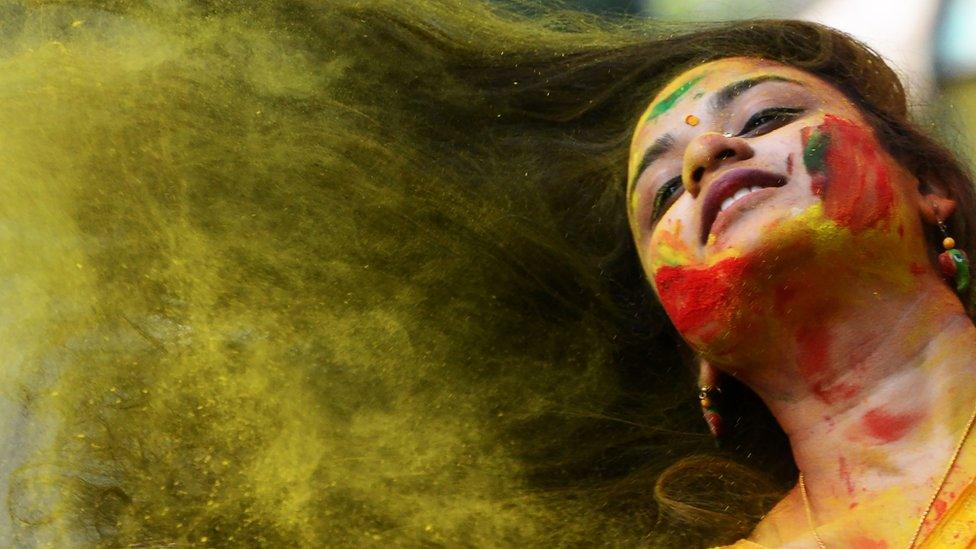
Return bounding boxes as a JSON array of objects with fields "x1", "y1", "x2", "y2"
[
  {"x1": 803, "y1": 128, "x2": 830, "y2": 174},
  {"x1": 651, "y1": 165, "x2": 911, "y2": 360},
  {"x1": 650, "y1": 220, "x2": 695, "y2": 268},
  {"x1": 862, "y1": 408, "x2": 918, "y2": 442},
  {"x1": 653, "y1": 203, "x2": 844, "y2": 353},
  {"x1": 801, "y1": 115, "x2": 895, "y2": 232},
  {"x1": 803, "y1": 128, "x2": 829, "y2": 199},
  {"x1": 653, "y1": 255, "x2": 751, "y2": 344},
  {"x1": 645, "y1": 74, "x2": 705, "y2": 122},
  {"x1": 786, "y1": 153, "x2": 794, "y2": 176},
  {"x1": 933, "y1": 498, "x2": 948, "y2": 521},
  {"x1": 629, "y1": 189, "x2": 642, "y2": 220}
]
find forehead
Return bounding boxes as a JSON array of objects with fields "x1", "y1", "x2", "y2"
[{"x1": 631, "y1": 57, "x2": 835, "y2": 146}]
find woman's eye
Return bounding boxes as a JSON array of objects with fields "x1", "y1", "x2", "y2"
[
  {"x1": 650, "y1": 176, "x2": 683, "y2": 223},
  {"x1": 737, "y1": 107, "x2": 803, "y2": 137}
]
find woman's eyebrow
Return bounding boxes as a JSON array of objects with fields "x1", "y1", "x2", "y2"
[
  {"x1": 710, "y1": 75, "x2": 803, "y2": 112},
  {"x1": 630, "y1": 134, "x2": 675, "y2": 188}
]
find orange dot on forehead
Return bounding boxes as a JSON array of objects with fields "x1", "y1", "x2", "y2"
[{"x1": 685, "y1": 114, "x2": 700, "y2": 126}]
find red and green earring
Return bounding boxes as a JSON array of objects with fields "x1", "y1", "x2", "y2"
[
  {"x1": 698, "y1": 359, "x2": 726, "y2": 445},
  {"x1": 699, "y1": 385, "x2": 724, "y2": 444},
  {"x1": 937, "y1": 219, "x2": 970, "y2": 293}
]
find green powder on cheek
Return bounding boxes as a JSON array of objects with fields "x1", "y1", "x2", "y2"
[{"x1": 803, "y1": 129, "x2": 831, "y2": 172}]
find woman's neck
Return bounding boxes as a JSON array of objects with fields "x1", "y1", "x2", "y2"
[{"x1": 738, "y1": 271, "x2": 976, "y2": 531}]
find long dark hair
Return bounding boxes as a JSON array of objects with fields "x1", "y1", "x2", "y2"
[{"x1": 5, "y1": 1, "x2": 972, "y2": 547}]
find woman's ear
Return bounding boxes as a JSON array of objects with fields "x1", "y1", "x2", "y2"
[{"x1": 915, "y1": 177, "x2": 957, "y2": 224}]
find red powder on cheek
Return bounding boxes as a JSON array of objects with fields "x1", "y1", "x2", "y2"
[
  {"x1": 811, "y1": 173, "x2": 826, "y2": 198},
  {"x1": 862, "y1": 408, "x2": 918, "y2": 442},
  {"x1": 801, "y1": 115, "x2": 895, "y2": 231},
  {"x1": 910, "y1": 262, "x2": 927, "y2": 276},
  {"x1": 654, "y1": 256, "x2": 751, "y2": 343}
]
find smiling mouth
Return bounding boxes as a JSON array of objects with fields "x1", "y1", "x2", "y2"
[{"x1": 699, "y1": 168, "x2": 788, "y2": 244}]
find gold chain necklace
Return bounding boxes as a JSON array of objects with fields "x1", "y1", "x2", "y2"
[{"x1": 799, "y1": 402, "x2": 976, "y2": 549}]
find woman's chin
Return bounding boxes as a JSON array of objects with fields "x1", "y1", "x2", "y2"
[
  {"x1": 704, "y1": 195, "x2": 818, "y2": 256},
  {"x1": 662, "y1": 214, "x2": 847, "y2": 359}
]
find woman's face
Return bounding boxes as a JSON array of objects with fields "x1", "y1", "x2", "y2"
[{"x1": 627, "y1": 57, "x2": 929, "y2": 365}]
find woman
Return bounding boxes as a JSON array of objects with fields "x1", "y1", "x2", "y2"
[
  {"x1": 630, "y1": 57, "x2": 976, "y2": 546},
  {"x1": 2, "y1": 0, "x2": 973, "y2": 546}
]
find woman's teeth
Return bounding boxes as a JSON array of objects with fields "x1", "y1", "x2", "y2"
[{"x1": 719, "y1": 186, "x2": 764, "y2": 213}]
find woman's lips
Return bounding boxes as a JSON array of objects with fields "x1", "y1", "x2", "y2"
[{"x1": 699, "y1": 168, "x2": 788, "y2": 244}]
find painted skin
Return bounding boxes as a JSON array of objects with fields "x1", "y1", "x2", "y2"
[{"x1": 627, "y1": 58, "x2": 976, "y2": 547}]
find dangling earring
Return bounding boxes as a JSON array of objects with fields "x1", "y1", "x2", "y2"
[
  {"x1": 936, "y1": 216, "x2": 970, "y2": 294},
  {"x1": 698, "y1": 359, "x2": 725, "y2": 444},
  {"x1": 699, "y1": 385, "x2": 725, "y2": 443}
]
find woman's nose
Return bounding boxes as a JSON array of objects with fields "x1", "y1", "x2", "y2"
[{"x1": 681, "y1": 132, "x2": 755, "y2": 197}]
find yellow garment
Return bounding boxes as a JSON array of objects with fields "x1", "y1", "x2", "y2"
[
  {"x1": 919, "y1": 478, "x2": 976, "y2": 548},
  {"x1": 714, "y1": 481, "x2": 976, "y2": 548}
]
